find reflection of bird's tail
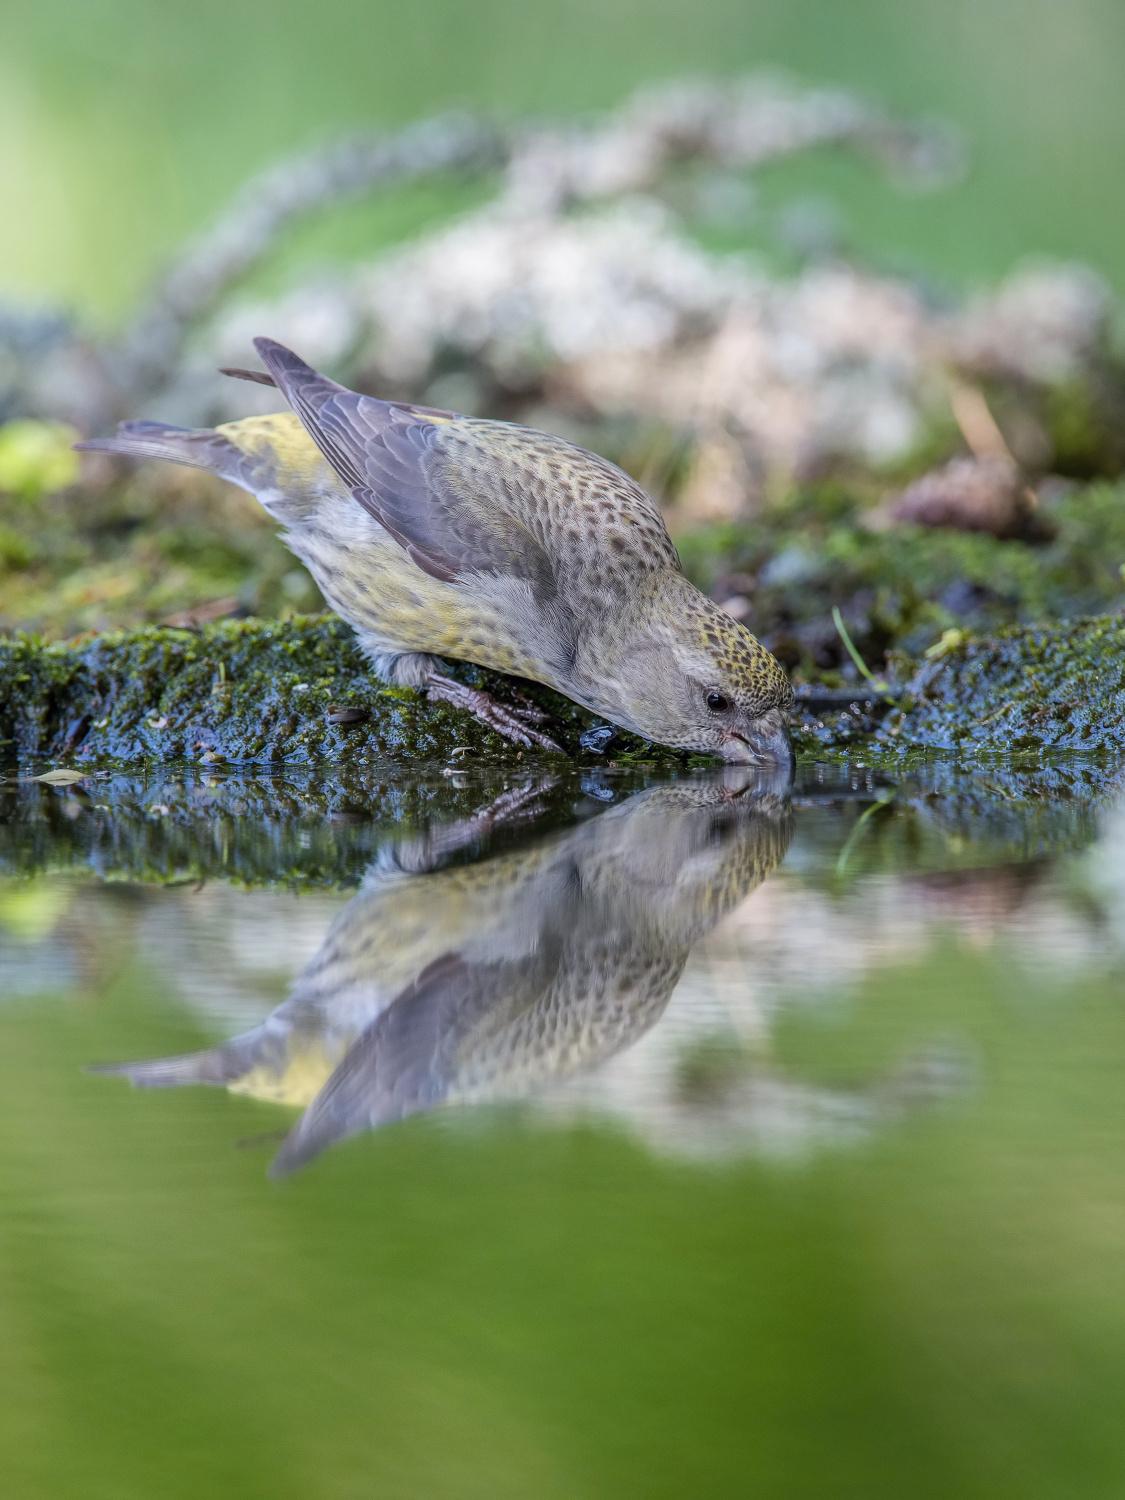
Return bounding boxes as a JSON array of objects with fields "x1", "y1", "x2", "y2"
[
  {"x1": 76, "y1": 422, "x2": 253, "y2": 487},
  {"x1": 89, "y1": 1049, "x2": 235, "y2": 1088},
  {"x1": 88, "y1": 1027, "x2": 271, "y2": 1089}
]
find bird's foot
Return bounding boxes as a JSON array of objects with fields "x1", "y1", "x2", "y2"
[
  {"x1": 503, "y1": 693, "x2": 552, "y2": 725},
  {"x1": 423, "y1": 672, "x2": 563, "y2": 753}
]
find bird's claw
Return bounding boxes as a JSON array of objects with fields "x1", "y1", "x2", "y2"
[
  {"x1": 478, "y1": 704, "x2": 563, "y2": 754},
  {"x1": 424, "y1": 673, "x2": 563, "y2": 754},
  {"x1": 508, "y1": 703, "x2": 551, "y2": 726}
]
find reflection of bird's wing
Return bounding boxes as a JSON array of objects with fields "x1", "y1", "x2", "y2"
[
  {"x1": 270, "y1": 902, "x2": 690, "y2": 1175},
  {"x1": 271, "y1": 947, "x2": 554, "y2": 1175}
]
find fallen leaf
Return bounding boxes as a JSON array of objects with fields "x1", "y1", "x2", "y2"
[{"x1": 35, "y1": 769, "x2": 88, "y2": 785}]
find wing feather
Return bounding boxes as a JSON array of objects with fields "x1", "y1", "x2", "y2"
[{"x1": 253, "y1": 337, "x2": 558, "y2": 595}]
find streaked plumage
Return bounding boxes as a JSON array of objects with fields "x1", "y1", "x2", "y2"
[
  {"x1": 95, "y1": 768, "x2": 793, "y2": 1173},
  {"x1": 78, "y1": 339, "x2": 793, "y2": 761}
]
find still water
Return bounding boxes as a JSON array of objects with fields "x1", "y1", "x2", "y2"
[{"x1": 2, "y1": 754, "x2": 1125, "y2": 1497}]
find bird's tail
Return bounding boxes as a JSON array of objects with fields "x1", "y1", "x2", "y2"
[
  {"x1": 88, "y1": 1046, "x2": 241, "y2": 1088},
  {"x1": 74, "y1": 421, "x2": 257, "y2": 491}
]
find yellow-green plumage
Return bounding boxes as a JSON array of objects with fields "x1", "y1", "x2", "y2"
[
  {"x1": 78, "y1": 339, "x2": 794, "y2": 762},
  {"x1": 220, "y1": 414, "x2": 559, "y2": 681}
]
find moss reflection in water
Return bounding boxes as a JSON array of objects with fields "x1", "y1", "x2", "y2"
[{"x1": 0, "y1": 936, "x2": 1123, "y2": 1496}]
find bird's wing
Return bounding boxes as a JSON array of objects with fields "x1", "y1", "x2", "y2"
[{"x1": 253, "y1": 337, "x2": 558, "y2": 597}]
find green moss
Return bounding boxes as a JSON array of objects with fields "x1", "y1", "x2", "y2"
[
  {"x1": 889, "y1": 615, "x2": 1125, "y2": 752},
  {"x1": 789, "y1": 611, "x2": 1125, "y2": 757},
  {"x1": 0, "y1": 525, "x2": 36, "y2": 572},
  {"x1": 680, "y1": 479, "x2": 1125, "y2": 679},
  {"x1": 0, "y1": 464, "x2": 318, "y2": 638},
  {"x1": 0, "y1": 615, "x2": 684, "y2": 769},
  {"x1": 1046, "y1": 378, "x2": 1125, "y2": 477},
  {"x1": 6, "y1": 604, "x2": 1125, "y2": 775}
]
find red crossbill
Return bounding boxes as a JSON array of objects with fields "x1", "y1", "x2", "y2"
[{"x1": 79, "y1": 339, "x2": 793, "y2": 763}]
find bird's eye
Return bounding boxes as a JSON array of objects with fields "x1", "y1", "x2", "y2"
[{"x1": 705, "y1": 690, "x2": 731, "y2": 713}]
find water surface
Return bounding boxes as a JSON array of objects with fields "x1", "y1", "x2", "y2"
[{"x1": 2, "y1": 754, "x2": 1125, "y2": 1497}]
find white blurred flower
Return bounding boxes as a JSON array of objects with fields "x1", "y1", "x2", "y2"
[{"x1": 951, "y1": 263, "x2": 1112, "y2": 383}]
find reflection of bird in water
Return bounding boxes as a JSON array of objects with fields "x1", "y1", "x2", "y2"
[{"x1": 95, "y1": 768, "x2": 792, "y2": 1173}]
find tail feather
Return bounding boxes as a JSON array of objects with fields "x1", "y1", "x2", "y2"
[
  {"x1": 219, "y1": 366, "x2": 277, "y2": 387},
  {"x1": 75, "y1": 421, "x2": 256, "y2": 491}
]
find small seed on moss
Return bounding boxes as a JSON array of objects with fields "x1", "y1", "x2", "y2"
[{"x1": 326, "y1": 705, "x2": 368, "y2": 725}]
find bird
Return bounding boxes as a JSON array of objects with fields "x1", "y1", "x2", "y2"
[
  {"x1": 77, "y1": 339, "x2": 794, "y2": 763},
  {"x1": 90, "y1": 765, "x2": 794, "y2": 1173}
]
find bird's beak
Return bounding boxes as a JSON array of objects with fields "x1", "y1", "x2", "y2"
[{"x1": 721, "y1": 710, "x2": 795, "y2": 772}]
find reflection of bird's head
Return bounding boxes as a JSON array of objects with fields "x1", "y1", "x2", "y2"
[
  {"x1": 577, "y1": 766, "x2": 794, "y2": 947},
  {"x1": 93, "y1": 767, "x2": 792, "y2": 1173}
]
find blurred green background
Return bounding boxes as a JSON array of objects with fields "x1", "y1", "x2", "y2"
[
  {"x1": 1, "y1": 0, "x2": 1124, "y2": 320},
  {"x1": 8, "y1": 905, "x2": 1125, "y2": 1499}
]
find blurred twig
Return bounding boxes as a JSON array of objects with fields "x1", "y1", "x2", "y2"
[{"x1": 115, "y1": 114, "x2": 510, "y2": 396}]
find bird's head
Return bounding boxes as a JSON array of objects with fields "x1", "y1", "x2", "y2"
[{"x1": 609, "y1": 575, "x2": 795, "y2": 768}]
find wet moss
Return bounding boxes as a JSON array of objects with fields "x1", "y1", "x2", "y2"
[
  {"x1": 886, "y1": 615, "x2": 1125, "y2": 753},
  {"x1": 789, "y1": 615, "x2": 1125, "y2": 757},
  {"x1": 0, "y1": 615, "x2": 680, "y2": 769},
  {"x1": 5, "y1": 608, "x2": 1125, "y2": 773}
]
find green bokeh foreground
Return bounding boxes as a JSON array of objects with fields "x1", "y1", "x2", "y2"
[{"x1": 3, "y1": 941, "x2": 1125, "y2": 1496}]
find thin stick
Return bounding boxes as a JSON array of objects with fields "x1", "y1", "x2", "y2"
[
  {"x1": 950, "y1": 384, "x2": 1039, "y2": 510},
  {"x1": 950, "y1": 385, "x2": 1013, "y2": 462}
]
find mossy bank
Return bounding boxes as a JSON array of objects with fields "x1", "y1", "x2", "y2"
[
  {"x1": 892, "y1": 615, "x2": 1125, "y2": 752},
  {"x1": 795, "y1": 615, "x2": 1125, "y2": 756},
  {"x1": 2, "y1": 613, "x2": 1125, "y2": 770},
  {"x1": 0, "y1": 614, "x2": 670, "y2": 769}
]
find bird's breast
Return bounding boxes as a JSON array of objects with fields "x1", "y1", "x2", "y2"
[{"x1": 285, "y1": 501, "x2": 571, "y2": 684}]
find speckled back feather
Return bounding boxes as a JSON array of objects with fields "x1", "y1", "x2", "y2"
[{"x1": 252, "y1": 337, "x2": 677, "y2": 603}]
